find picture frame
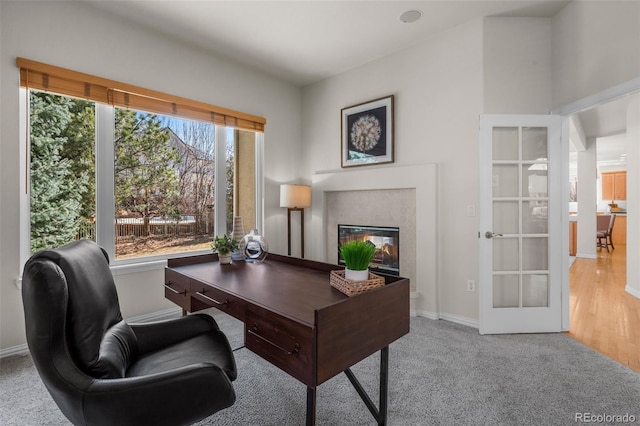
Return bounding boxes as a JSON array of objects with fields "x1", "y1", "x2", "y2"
[{"x1": 341, "y1": 95, "x2": 394, "y2": 168}]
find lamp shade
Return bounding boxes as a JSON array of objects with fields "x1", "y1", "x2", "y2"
[{"x1": 280, "y1": 184, "x2": 311, "y2": 208}]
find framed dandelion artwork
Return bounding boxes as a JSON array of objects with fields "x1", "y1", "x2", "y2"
[{"x1": 341, "y1": 95, "x2": 394, "y2": 168}]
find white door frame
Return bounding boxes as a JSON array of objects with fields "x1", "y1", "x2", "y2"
[{"x1": 552, "y1": 76, "x2": 640, "y2": 329}]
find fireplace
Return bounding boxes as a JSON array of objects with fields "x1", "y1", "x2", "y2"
[
  {"x1": 338, "y1": 224, "x2": 400, "y2": 276},
  {"x1": 314, "y1": 166, "x2": 437, "y2": 315}
]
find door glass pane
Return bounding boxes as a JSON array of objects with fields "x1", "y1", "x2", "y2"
[
  {"x1": 492, "y1": 127, "x2": 518, "y2": 161},
  {"x1": 523, "y1": 200, "x2": 548, "y2": 234},
  {"x1": 523, "y1": 274, "x2": 548, "y2": 307},
  {"x1": 493, "y1": 274, "x2": 519, "y2": 308},
  {"x1": 494, "y1": 238, "x2": 519, "y2": 271},
  {"x1": 493, "y1": 165, "x2": 518, "y2": 197},
  {"x1": 522, "y1": 127, "x2": 547, "y2": 161},
  {"x1": 522, "y1": 237, "x2": 548, "y2": 270},
  {"x1": 493, "y1": 201, "x2": 519, "y2": 234},
  {"x1": 523, "y1": 166, "x2": 547, "y2": 198}
]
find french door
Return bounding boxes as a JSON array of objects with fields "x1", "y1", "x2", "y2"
[{"x1": 479, "y1": 115, "x2": 567, "y2": 334}]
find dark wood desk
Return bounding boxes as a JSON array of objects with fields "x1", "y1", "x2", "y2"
[{"x1": 165, "y1": 253, "x2": 410, "y2": 425}]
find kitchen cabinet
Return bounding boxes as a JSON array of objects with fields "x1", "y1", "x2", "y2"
[{"x1": 601, "y1": 171, "x2": 626, "y2": 200}]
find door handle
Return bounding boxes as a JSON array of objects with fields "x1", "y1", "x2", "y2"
[{"x1": 485, "y1": 231, "x2": 503, "y2": 239}]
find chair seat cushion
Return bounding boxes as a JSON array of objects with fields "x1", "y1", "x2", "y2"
[{"x1": 126, "y1": 330, "x2": 237, "y2": 381}]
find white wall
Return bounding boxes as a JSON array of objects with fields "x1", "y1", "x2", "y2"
[
  {"x1": 552, "y1": 1, "x2": 640, "y2": 299},
  {"x1": 301, "y1": 16, "x2": 555, "y2": 323},
  {"x1": 0, "y1": 1, "x2": 301, "y2": 351},
  {"x1": 302, "y1": 5, "x2": 640, "y2": 324},
  {"x1": 551, "y1": 1, "x2": 640, "y2": 108},
  {"x1": 577, "y1": 138, "x2": 598, "y2": 258},
  {"x1": 483, "y1": 17, "x2": 552, "y2": 114},
  {"x1": 626, "y1": 96, "x2": 640, "y2": 298},
  {"x1": 302, "y1": 19, "x2": 484, "y2": 323},
  {"x1": 3, "y1": 1, "x2": 638, "y2": 351}
]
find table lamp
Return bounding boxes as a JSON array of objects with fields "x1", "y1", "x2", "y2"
[{"x1": 280, "y1": 184, "x2": 311, "y2": 258}]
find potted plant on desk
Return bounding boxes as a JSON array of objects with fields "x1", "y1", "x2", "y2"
[
  {"x1": 212, "y1": 235, "x2": 239, "y2": 265},
  {"x1": 340, "y1": 240, "x2": 376, "y2": 281}
]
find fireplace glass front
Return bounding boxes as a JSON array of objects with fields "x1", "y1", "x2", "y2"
[{"x1": 338, "y1": 224, "x2": 400, "y2": 276}]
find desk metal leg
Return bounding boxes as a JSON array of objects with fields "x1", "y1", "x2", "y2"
[
  {"x1": 379, "y1": 346, "x2": 389, "y2": 424},
  {"x1": 344, "y1": 346, "x2": 389, "y2": 426},
  {"x1": 306, "y1": 386, "x2": 316, "y2": 426},
  {"x1": 305, "y1": 347, "x2": 389, "y2": 425}
]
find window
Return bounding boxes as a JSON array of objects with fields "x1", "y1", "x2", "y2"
[
  {"x1": 114, "y1": 109, "x2": 218, "y2": 259},
  {"x1": 29, "y1": 91, "x2": 96, "y2": 253},
  {"x1": 20, "y1": 58, "x2": 265, "y2": 265}
]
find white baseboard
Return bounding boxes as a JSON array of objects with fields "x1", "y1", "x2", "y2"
[
  {"x1": 412, "y1": 310, "x2": 479, "y2": 329},
  {"x1": 576, "y1": 253, "x2": 598, "y2": 259},
  {"x1": 409, "y1": 291, "x2": 419, "y2": 316},
  {"x1": 414, "y1": 309, "x2": 439, "y2": 320},
  {"x1": 126, "y1": 307, "x2": 182, "y2": 323},
  {"x1": 626, "y1": 285, "x2": 640, "y2": 299},
  {"x1": 3, "y1": 307, "x2": 483, "y2": 358},
  {"x1": 0, "y1": 343, "x2": 29, "y2": 358},
  {"x1": 438, "y1": 312, "x2": 479, "y2": 329},
  {"x1": 0, "y1": 307, "x2": 183, "y2": 360}
]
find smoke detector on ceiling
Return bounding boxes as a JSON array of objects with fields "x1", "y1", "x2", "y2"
[{"x1": 400, "y1": 9, "x2": 423, "y2": 24}]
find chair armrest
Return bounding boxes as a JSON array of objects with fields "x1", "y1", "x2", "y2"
[
  {"x1": 130, "y1": 314, "x2": 219, "y2": 356},
  {"x1": 84, "y1": 363, "x2": 235, "y2": 426}
]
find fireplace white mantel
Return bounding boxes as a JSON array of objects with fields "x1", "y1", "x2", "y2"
[{"x1": 310, "y1": 164, "x2": 438, "y2": 317}]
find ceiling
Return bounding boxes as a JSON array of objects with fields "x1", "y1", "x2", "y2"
[
  {"x1": 574, "y1": 95, "x2": 634, "y2": 168},
  {"x1": 578, "y1": 96, "x2": 629, "y2": 140},
  {"x1": 84, "y1": 0, "x2": 570, "y2": 87},
  {"x1": 83, "y1": 0, "x2": 632, "y2": 163}
]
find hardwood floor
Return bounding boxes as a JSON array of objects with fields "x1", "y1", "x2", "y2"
[{"x1": 568, "y1": 245, "x2": 640, "y2": 373}]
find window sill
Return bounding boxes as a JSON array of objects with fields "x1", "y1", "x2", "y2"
[
  {"x1": 110, "y1": 249, "x2": 211, "y2": 276},
  {"x1": 110, "y1": 259, "x2": 167, "y2": 276},
  {"x1": 15, "y1": 249, "x2": 211, "y2": 290}
]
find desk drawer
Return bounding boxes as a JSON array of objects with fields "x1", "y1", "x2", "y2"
[
  {"x1": 245, "y1": 307, "x2": 314, "y2": 386},
  {"x1": 191, "y1": 281, "x2": 245, "y2": 322},
  {"x1": 164, "y1": 269, "x2": 190, "y2": 311}
]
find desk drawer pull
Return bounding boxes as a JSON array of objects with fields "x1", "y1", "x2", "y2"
[
  {"x1": 164, "y1": 282, "x2": 187, "y2": 295},
  {"x1": 195, "y1": 291, "x2": 229, "y2": 307},
  {"x1": 249, "y1": 324, "x2": 299, "y2": 355}
]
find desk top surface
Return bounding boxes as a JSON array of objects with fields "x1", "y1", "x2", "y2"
[{"x1": 167, "y1": 254, "x2": 407, "y2": 327}]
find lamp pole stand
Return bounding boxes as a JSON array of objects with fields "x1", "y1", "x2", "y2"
[{"x1": 287, "y1": 207, "x2": 305, "y2": 258}]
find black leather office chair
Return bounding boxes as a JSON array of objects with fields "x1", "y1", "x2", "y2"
[{"x1": 22, "y1": 239, "x2": 237, "y2": 426}]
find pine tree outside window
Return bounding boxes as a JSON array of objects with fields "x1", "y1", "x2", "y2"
[
  {"x1": 29, "y1": 92, "x2": 96, "y2": 253},
  {"x1": 113, "y1": 108, "x2": 235, "y2": 260}
]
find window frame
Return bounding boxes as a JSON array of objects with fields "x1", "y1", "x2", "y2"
[{"x1": 19, "y1": 88, "x2": 264, "y2": 273}]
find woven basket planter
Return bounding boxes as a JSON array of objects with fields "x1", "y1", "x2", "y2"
[{"x1": 329, "y1": 270, "x2": 384, "y2": 297}]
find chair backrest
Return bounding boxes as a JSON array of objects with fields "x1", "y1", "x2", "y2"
[
  {"x1": 608, "y1": 214, "x2": 616, "y2": 232},
  {"x1": 596, "y1": 215, "x2": 611, "y2": 233},
  {"x1": 22, "y1": 240, "x2": 138, "y2": 423}
]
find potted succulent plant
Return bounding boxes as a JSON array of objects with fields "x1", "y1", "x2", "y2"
[
  {"x1": 339, "y1": 240, "x2": 377, "y2": 281},
  {"x1": 212, "y1": 234, "x2": 239, "y2": 265}
]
